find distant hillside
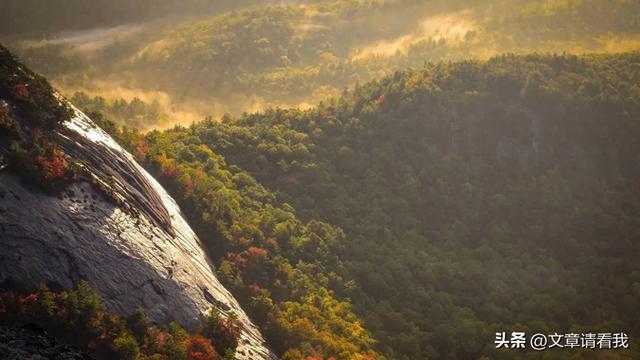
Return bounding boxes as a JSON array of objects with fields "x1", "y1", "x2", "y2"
[
  {"x1": 7, "y1": 0, "x2": 640, "y2": 128},
  {"x1": 110, "y1": 52, "x2": 640, "y2": 359},
  {"x1": 0, "y1": 0, "x2": 264, "y2": 38}
]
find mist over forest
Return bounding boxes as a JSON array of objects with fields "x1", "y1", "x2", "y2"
[
  {"x1": 1, "y1": 1, "x2": 639, "y2": 359},
  {"x1": 5, "y1": 0, "x2": 639, "y2": 129}
]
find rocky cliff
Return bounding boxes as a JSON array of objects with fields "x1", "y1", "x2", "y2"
[{"x1": 0, "y1": 105, "x2": 274, "y2": 359}]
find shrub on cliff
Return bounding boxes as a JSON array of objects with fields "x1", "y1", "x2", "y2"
[
  {"x1": 0, "y1": 44, "x2": 76, "y2": 192},
  {"x1": 0, "y1": 282, "x2": 231, "y2": 360}
]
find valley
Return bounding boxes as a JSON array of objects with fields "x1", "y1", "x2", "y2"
[{"x1": 1, "y1": 1, "x2": 639, "y2": 359}]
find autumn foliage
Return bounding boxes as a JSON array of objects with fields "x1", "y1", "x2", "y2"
[
  {"x1": 1, "y1": 45, "x2": 76, "y2": 191},
  {"x1": 200, "y1": 309, "x2": 241, "y2": 357},
  {"x1": 104, "y1": 123, "x2": 381, "y2": 359},
  {"x1": 188, "y1": 335, "x2": 218, "y2": 360},
  {"x1": 35, "y1": 147, "x2": 69, "y2": 180},
  {"x1": 9, "y1": 83, "x2": 29, "y2": 100},
  {"x1": 0, "y1": 283, "x2": 239, "y2": 360}
]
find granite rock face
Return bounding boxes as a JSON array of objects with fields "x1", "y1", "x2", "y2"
[{"x1": 0, "y1": 109, "x2": 274, "y2": 360}]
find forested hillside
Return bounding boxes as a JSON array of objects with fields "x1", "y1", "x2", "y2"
[
  {"x1": 0, "y1": 0, "x2": 262, "y2": 38},
  {"x1": 7, "y1": 0, "x2": 640, "y2": 128},
  {"x1": 101, "y1": 52, "x2": 640, "y2": 359},
  {"x1": 3, "y1": 1, "x2": 640, "y2": 358}
]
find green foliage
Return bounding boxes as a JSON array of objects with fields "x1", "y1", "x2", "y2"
[
  {"x1": 110, "y1": 116, "x2": 380, "y2": 358},
  {"x1": 65, "y1": 280, "x2": 102, "y2": 330},
  {"x1": 487, "y1": 0, "x2": 640, "y2": 37},
  {"x1": 201, "y1": 309, "x2": 240, "y2": 356},
  {"x1": 0, "y1": 46, "x2": 72, "y2": 129},
  {"x1": 0, "y1": 43, "x2": 76, "y2": 191},
  {"x1": 165, "y1": 322, "x2": 190, "y2": 360},
  {"x1": 125, "y1": 52, "x2": 640, "y2": 359},
  {"x1": 4, "y1": 2, "x2": 640, "y2": 358},
  {"x1": 112, "y1": 333, "x2": 140, "y2": 360},
  {"x1": 72, "y1": 91, "x2": 167, "y2": 129},
  {"x1": 0, "y1": 284, "x2": 230, "y2": 360},
  {"x1": 127, "y1": 307, "x2": 152, "y2": 345},
  {"x1": 9, "y1": 0, "x2": 640, "y2": 129},
  {"x1": 34, "y1": 284, "x2": 55, "y2": 325}
]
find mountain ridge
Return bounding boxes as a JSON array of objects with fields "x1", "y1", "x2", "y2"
[
  {"x1": 119, "y1": 51, "x2": 640, "y2": 359},
  {"x1": 0, "y1": 45, "x2": 275, "y2": 360}
]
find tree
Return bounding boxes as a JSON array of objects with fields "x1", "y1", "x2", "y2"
[
  {"x1": 188, "y1": 335, "x2": 218, "y2": 360},
  {"x1": 201, "y1": 309, "x2": 241, "y2": 356},
  {"x1": 126, "y1": 308, "x2": 151, "y2": 345},
  {"x1": 112, "y1": 333, "x2": 140, "y2": 360}
]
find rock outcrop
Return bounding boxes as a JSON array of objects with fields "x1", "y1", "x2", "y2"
[{"x1": 0, "y1": 109, "x2": 274, "y2": 359}]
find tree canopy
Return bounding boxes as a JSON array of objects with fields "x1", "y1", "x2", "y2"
[{"x1": 100, "y1": 52, "x2": 640, "y2": 359}]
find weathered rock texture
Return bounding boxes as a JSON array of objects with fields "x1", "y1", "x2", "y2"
[{"x1": 0, "y1": 109, "x2": 274, "y2": 360}]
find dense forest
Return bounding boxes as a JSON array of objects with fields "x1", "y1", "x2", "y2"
[
  {"x1": 2, "y1": 0, "x2": 640, "y2": 359},
  {"x1": 6, "y1": 0, "x2": 640, "y2": 124},
  {"x1": 70, "y1": 92, "x2": 168, "y2": 130},
  {"x1": 93, "y1": 52, "x2": 640, "y2": 359}
]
